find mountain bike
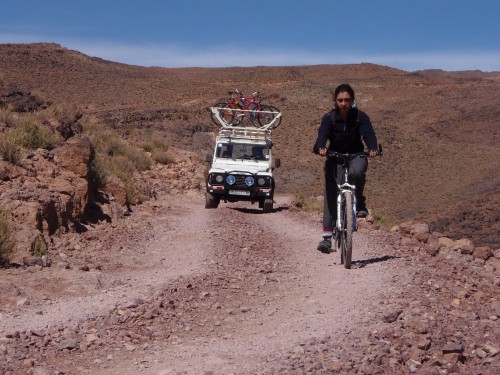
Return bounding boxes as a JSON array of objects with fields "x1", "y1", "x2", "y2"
[
  {"x1": 327, "y1": 148, "x2": 381, "y2": 269},
  {"x1": 210, "y1": 90, "x2": 281, "y2": 129},
  {"x1": 210, "y1": 90, "x2": 260, "y2": 126}
]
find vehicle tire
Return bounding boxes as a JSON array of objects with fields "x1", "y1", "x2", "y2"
[
  {"x1": 340, "y1": 192, "x2": 353, "y2": 269},
  {"x1": 258, "y1": 198, "x2": 265, "y2": 209},
  {"x1": 205, "y1": 192, "x2": 219, "y2": 209},
  {"x1": 263, "y1": 198, "x2": 273, "y2": 213}
]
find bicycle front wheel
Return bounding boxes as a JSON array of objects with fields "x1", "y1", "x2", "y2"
[
  {"x1": 210, "y1": 102, "x2": 227, "y2": 125},
  {"x1": 340, "y1": 191, "x2": 353, "y2": 269},
  {"x1": 211, "y1": 102, "x2": 238, "y2": 126},
  {"x1": 260, "y1": 105, "x2": 282, "y2": 129}
]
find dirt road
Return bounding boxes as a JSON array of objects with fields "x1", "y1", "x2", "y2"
[{"x1": 1, "y1": 193, "x2": 498, "y2": 374}]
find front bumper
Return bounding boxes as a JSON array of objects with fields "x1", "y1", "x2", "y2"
[{"x1": 206, "y1": 172, "x2": 274, "y2": 201}]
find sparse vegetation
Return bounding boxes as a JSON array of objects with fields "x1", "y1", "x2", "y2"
[
  {"x1": 294, "y1": 194, "x2": 323, "y2": 212},
  {"x1": 0, "y1": 209, "x2": 16, "y2": 266},
  {"x1": 83, "y1": 119, "x2": 160, "y2": 205},
  {"x1": 151, "y1": 150, "x2": 175, "y2": 165},
  {"x1": 371, "y1": 210, "x2": 396, "y2": 229},
  {"x1": 141, "y1": 131, "x2": 174, "y2": 165},
  {"x1": 1, "y1": 117, "x2": 60, "y2": 164},
  {"x1": 30, "y1": 234, "x2": 48, "y2": 257},
  {"x1": 0, "y1": 107, "x2": 14, "y2": 127},
  {"x1": 15, "y1": 118, "x2": 59, "y2": 150},
  {"x1": 1, "y1": 131, "x2": 22, "y2": 165}
]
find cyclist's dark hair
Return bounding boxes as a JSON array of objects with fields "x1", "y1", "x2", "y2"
[{"x1": 332, "y1": 83, "x2": 355, "y2": 101}]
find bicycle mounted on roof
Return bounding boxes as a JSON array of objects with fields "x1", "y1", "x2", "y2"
[{"x1": 210, "y1": 89, "x2": 282, "y2": 130}]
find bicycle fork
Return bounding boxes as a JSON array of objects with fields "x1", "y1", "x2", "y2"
[{"x1": 336, "y1": 184, "x2": 358, "y2": 233}]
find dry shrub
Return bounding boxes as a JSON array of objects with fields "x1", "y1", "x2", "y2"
[
  {"x1": 1, "y1": 131, "x2": 21, "y2": 165},
  {"x1": 294, "y1": 194, "x2": 322, "y2": 212},
  {"x1": 141, "y1": 131, "x2": 174, "y2": 165},
  {"x1": 83, "y1": 120, "x2": 153, "y2": 205},
  {"x1": 30, "y1": 234, "x2": 48, "y2": 257},
  {"x1": 110, "y1": 138, "x2": 152, "y2": 172},
  {"x1": 1, "y1": 118, "x2": 59, "y2": 164},
  {"x1": 152, "y1": 150, "x2": 175, "y2": 165},
  {"x1": 0, "y1": 209, "x2": 16, "y2": 266},
  {"x1": 18, "y1": 118, "x2": 59, "y2": 150},
  {"x1": 0, "y1": 107, "x2": 15, "y2": 127}
]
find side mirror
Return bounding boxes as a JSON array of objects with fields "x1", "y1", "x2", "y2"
[
  {"x1": 206, "y1": 154, "x2": 213, "y2": 163},
  {"x1": 274, "y1": 158, "x2": 281, "y2": 168}
]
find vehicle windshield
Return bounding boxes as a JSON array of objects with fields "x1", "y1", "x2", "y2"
[{"x1": 216, "y1": 143, "x2": 269, "y2": 161}]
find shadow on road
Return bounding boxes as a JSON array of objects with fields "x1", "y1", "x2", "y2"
[
  {"x1": 351, "y1": 255, "x2": 399, "y2": 268},
  {"x1": 230, "y1": 206, "x2": 291, "y2": 214}
]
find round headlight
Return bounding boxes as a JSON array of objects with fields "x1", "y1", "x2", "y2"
[
  {"x1": 245, "y1": 176, "x2": 255, "y2": 186},
  {"x1": 226, "y1": 175, "x2": 236, "y2": 185},
  {"x1": 257, "y1": 177, "x2": 266, "y2": 186},
  {"x1": 215, "y1": 175, "x2": 224, "y2": 183}
]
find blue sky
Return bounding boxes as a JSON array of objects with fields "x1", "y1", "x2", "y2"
[{"x1": 1, "y1": 0, "x2": 499, "y2": 72}]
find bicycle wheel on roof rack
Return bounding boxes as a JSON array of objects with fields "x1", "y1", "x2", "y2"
[
  {"x1": 256, "y1": 105, "x2": 282, "y2": 129},
  {"x1": 211, "y1": 102, "x2": 237, "y2": 126}
]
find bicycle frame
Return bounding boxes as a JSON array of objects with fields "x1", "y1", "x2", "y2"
[{"x1": 227, "y1": 90, "x2": 261, "y2": 123}]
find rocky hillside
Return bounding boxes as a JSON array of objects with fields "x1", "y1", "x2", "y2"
[{"x1": 0, "y1": 43, "x2": 499, "y2": 248}]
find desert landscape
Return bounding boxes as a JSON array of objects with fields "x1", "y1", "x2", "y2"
[{"x1": 0, "y1": 43, "x2": 498, "y2": 374}]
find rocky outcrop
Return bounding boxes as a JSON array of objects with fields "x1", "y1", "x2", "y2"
[
  {"x1": 391, "y1": 220, "x2": 497, "y2": 262},
  {"x1": 0, "y1": 86, "x2": 47, "y2": 112},
  {"x1": 0, "y1": 136, "x2": 93, "y2": 261}
]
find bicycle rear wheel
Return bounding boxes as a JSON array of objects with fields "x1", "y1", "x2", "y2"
[
  {"x1": 340, "y1": 191, "x2": 353, "y2": 269},
  {"x1": 260, "y1": 105, "x2": 282, "y2": 129}
]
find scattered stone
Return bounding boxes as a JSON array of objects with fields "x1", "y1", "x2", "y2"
[
  {"x1": 57, "y1": 338, "x2": 78, "y2": 351},
  {"x1": 442, "y1": 342, "x2": 464, "y2": 354},
  {"x1": 16, "y1": 298, "x2": 29, "y2": 307},
  {"x1": 452, "y1": 238, "x2": 474, "y2": 253},
  {"x1": 483, "y1": 341, "x2": 500, "y2": 357},
  {"x1": 382, "y1": 308, "x2": 403, "y2": 323},
  {"x1": 417, "y1": 339, "x2": 431, "y2": 350},
  {"x1": 23, "y1": 256, "x2": 43, "y2": 267},
  {"x1": 473, "y1": 246, "x2": 493, "y2": 261}
]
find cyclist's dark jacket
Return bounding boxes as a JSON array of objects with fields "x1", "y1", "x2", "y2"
[{"x1": 313, "y1": 107, "x2": 378, "y2": 154}]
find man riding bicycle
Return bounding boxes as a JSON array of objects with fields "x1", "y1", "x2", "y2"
[{"x1": 313, "y1": 83, "x2": 379, "y2": 253}]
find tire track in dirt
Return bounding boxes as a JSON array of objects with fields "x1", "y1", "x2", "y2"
[
  {"x1": 1, "y1": 193, "x2": 402, "y2": 374},
  {"x1": 0, "y1": 193, "x2": 212, "y2": 335},
  {"x1": 88, "y1": 195, "x2": 398, "y2": 374}
]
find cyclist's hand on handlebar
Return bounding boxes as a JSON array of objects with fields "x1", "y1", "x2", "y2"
[
  {"x1": 368, "y1": 150, "x2": 378, "y2": 158},
  {"x1": 319, "y1": 147, "x2": 328, "y2": 156}
]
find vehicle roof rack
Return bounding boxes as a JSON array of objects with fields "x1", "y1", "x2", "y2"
[
  {"x1": 217, "y1": 126, "x2": 272, "y2": 141},
  {"x1": 209, "y1": 107, "x2": 281, "y2": 132}
]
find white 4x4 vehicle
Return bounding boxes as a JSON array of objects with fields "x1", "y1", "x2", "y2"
[{"x1": 205, "y1": 126, "x2": 280, "y2": 212}]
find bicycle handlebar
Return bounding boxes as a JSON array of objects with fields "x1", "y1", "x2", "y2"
[
  {"x1": 325, "y1": 144, "x2": 383, "y2": 160},
  {"x1": 227, "y1": 90, "x2": 267, "y2": 101}
]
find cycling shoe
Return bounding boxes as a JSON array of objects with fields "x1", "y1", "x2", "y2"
[{"x1": 317, "y1": 239, "x2": 333, "y2": 253}]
